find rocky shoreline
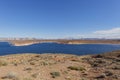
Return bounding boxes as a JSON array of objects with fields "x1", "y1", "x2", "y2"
[{"x1": 0, "y1": 50, "x2": 120, "y2": 80}]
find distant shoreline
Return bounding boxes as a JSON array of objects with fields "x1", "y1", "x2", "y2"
[{"x1": 3, "y1": 39, "x2": 120, "y2": 46}]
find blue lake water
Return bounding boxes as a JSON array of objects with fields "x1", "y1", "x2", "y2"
[{"x1": 0, "y1": 42, "x2": 120, "y2": 55}]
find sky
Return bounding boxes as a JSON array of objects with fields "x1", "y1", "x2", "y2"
[{"x1": 0, "y1": 0, "x2": 120, "y2": 39}]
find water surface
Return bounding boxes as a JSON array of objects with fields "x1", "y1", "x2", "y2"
[{"x1": 0, "y1": 42, "x2": 120, "y2": 55}]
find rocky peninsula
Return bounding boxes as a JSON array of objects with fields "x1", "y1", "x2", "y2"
[{"x1": 6, "y1": 39, "x2": 120, "y2": 46}]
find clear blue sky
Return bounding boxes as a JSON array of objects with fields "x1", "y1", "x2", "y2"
[{"x1": 0, "y1": 0, "x2": 120, "y2": 39}]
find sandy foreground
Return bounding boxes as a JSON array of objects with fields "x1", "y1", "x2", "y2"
[{"x1": 0, "y1": 51, "x2": 120, "y2": 80}]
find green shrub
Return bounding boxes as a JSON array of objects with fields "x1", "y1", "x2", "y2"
[
  {"x1": 50, "y1": 72, "x2": 60, "y2": 78},
  {"x1": 2, "y1": 72, "x2": 19, "y2": 80},
  {"x1": 31, "y1": 73, "x2": 38, "y2": 78},
  {"x1": 30, "y1": 62, "x2": 35, "y2": 65},
  {"x1": 0, "y1": 59, "x2": 8, "y2": 66},
  {"x1": 23, "y1": 78, "x2": 32, "y2": 80},
  {"x1": 68, "y1": 66, "x2": 86, "y2": 71}
]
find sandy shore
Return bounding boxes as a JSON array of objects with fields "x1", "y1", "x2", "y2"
[{"x1": 0, "y1": 50, "x2": 120, "y2": 80}]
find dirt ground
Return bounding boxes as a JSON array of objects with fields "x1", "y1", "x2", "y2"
[{"x1": 0, "y1": 50, "x2": 120, "y2": 80}]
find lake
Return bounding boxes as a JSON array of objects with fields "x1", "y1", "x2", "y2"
[{"x1": 0, "y1": 42, "x2": 120, "y2": 55}]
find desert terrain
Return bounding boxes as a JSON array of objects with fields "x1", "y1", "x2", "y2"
[{"x1": 0, "y1": 50, "x2": 120, "y2": 80}]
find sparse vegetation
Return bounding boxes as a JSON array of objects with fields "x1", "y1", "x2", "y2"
[
  {"x1": 30, "y1": 62, "x2": 36, "y2": 65},
  {"x1": 95, "y1": 73, "x2": 106, "y2": 79},
  {"x1": 2, "y1": 72, "x2": 19, "y2": 80},
  {"x1": 31, "y1": 73, "x2": 38, "y2": 78},
  {"x1": 23, "y1": 78, "x2": 32, "y2": 80},
  {"x1": 24, "y1": 67, "x2": 32, "y2": 71},
  {"x1": 0, "y1": 59, "x2": 8, "y2": 66},
  {"x1": 50, "y1": 72, "x2": 60, "y2": 78},
  {"x1": 0, "y1": 50, "x2": 120, "y2": 80},
  {"x1": 68, "y1": 66, "x2": 86, "y2": 71}
]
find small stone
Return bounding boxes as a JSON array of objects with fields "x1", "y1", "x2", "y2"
[
  {"x1": 92, "y1": 55, "x2": 103, "y2": 58},
  {"x1": 117, "y1": 55, "x2": 120, "y2": 57},
  {"x1": 24, "y1": 67, "x2": 32, "y2": 71},
  {"x1": 104, "y1": 71, "x2": 113, "y2": 76},
  {"x1": 96, "y1": 73, "x2": 106, "y2": 79}
]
